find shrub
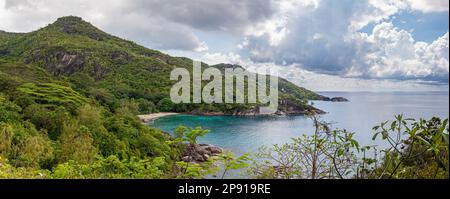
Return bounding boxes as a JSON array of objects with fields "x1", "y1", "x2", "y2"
[{"x1": 157, "y1": 98, "x2": 174, "y2": 112}]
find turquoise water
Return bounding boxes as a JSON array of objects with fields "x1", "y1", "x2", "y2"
[{"x1": 151, "y1": 92, "x2": 449, "y2": 154}]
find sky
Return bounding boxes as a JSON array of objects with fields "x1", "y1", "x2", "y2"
[{"x1": 0, "y1": 0, "x2": 448, "y2": 91}]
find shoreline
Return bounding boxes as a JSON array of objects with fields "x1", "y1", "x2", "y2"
[{"x1": 137, "y1": 112, "x2": 180, "y2": 123}]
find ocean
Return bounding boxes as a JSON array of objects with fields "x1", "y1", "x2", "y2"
[{"x1": 151, "y1": 91, "x2": 449, "y2": 154}]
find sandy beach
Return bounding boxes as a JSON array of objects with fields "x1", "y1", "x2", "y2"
[{"x1": 137, "y1": 112, "x2": 180, "y2": 123}]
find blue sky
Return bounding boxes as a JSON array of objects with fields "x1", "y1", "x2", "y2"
[
  {"x1": 0, "y1": 0, "x2": 448, "y2": 91},
  {"x1": 359, "y1": 10, "x2": 449, "y2": 42}
]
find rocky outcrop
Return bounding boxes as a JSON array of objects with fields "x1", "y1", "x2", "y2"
[
  {"x1": 330, "y1": 97, "x2": 349, "y2": 102},
  {"x1": 320, "y1": 96, "x2": 349, "y2": 102},
  {"x1": 44, "y1": 51, "x2": 86, "y2": 76},
  {"x1": 189, "y1": 103, "x2": 326, "y2": 117},
  {"x1": 181, "y1": 143, "x2": 223, "y2": 163},
  {"x1": 110, "y1": 50, "x2": 131, "y2": 64}
]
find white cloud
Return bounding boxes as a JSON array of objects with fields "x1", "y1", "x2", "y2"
[
  {"x1": 170, "y1": 50, "x2": 448, "y2": 91},
  {"x1": 239, "y1": 0, "x2": 449, "y2": 82},
  {"x1": 0, "y1": 0, "x2": 275, "y2": 51},
  {"x1": 406, "y1": 0, "x2": 449, "y2": 13},
  {"x1": 1, "y1": 0, "x2": 448, "y2": 89},
  {"x1": 358, "y1": 23, "x2": 449, "y2": 80},
  {"x1": 242, "y1": 61, "x2": 448, "y2": 92},
  {"x1": 200, "y1": 52, "x2": 243, "y2": 65}
]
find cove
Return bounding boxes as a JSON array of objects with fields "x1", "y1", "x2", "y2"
[{"x1": 151, "y1": 91, "x2": 449, "y2": 155}]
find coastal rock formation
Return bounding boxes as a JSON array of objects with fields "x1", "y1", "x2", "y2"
[
  {"x1": 319, "y1": 96, "x2": 349, "y2": 102},
  {"x1": 330, "y1": 97, "x2": 349, "y2": 102},
  {"x1": 182, "y1": 143, "x2": 223, "y2": 163},
  {"x1": 190, "y1": 104, "x2": 326, "y2": 117}
]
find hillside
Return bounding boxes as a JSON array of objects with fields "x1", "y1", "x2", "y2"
[
  {"x1": 0, "y1": 16, "x2": 329, "y2": 178},
  {"x1": 0, "y1": 16, "x2": 326, "y2": 116}
]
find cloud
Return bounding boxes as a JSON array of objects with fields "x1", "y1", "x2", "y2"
[
  {"x1": 359, "y1": 23, "x2": 449, "y2": 81},
  {"x1": 172, "y1": 50, "x2": 448, "y2": 92},
  {"x1": 130, "y1": 0, "x2": 276, "y2": 33},
  {"x1": 239, "y1": 0, "x2": 449, "y2": 82},
  {"x1": 1, "y1": 0, "x2": 448, "y2": 86},
  {"x1": 242, "y1": 60, "x2": 449, "y2": 92},
  {"x1": 406, "y1": 0, "x2": 449, "y2": 13},
  {"x1": 102, "y1": 13, "x2": 210, "y2": 52},
  {"x1": 0, "y1": 0, "x2": 275, "y2": 51},
  {"x1": 242, "y1": 0, "x2": 389, "y2": 72}
]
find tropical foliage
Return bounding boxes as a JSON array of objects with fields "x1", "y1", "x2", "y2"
[{"x1": 0, "y1": 16, "x2": 447, "y2": 179}]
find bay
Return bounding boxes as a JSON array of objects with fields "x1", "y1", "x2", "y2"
[{"x1": 151, "y1": 91, "x2": 449, "y2": 154}]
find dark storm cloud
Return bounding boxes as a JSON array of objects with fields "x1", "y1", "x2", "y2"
[{"x1": 128, "y1": 0, "x2": 276, "y2": 32}]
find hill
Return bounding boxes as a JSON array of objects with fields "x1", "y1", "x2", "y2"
[
  {"x1": 0, "y1": 16, "x2": 326, "y2": 116},
  {"x1": 0, "y1": 16, "x2": 328, "y2": 178}
]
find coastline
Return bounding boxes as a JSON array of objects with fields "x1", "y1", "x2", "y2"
[{"x1": 137, "y1": 112, "x2": 180, "y2": 123}]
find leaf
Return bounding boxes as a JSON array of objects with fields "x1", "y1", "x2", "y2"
[
  {"x1": 390, "y1": 121, "x2": 397, "y2": 131},
  {"x1": 372, "y1": 125, "x2": 380, "y2": 131},
  {"x1": 372, "y1": 132, "x2": 380, "y2": 140},
  {"x1": 381, "y1": 130, "x2": 388, "y2": 140},
  {"x1": 416, "y1": 136, "x2": 431, "y2": 146}
]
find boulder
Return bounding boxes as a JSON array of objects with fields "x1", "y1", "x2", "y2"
[{"x1": 182, "y1": 143, "x2": 223, "y2": 163}]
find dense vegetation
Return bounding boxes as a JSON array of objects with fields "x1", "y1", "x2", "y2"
[
  {"x1": 0, "y1": 17, "x2": 326, "y2": 178},
  {"x1": 0, "y1": 16, "x2": 322, "y2": 116},
  {"x1": 0, "y1": 16, "x2": 325, "y2": 178},
  {"x1": 172, "y1": 114, "x2": 449, "y2": 179},
  {"x1": 1, "y1": 16, "x2": 447, "y2": 179},
  {"x1": 0, "y1": 89, "x2": 180, "y2": 178}
]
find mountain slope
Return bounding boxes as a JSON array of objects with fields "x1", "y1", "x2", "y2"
[
  {"x1": 0, "y1": 16, "x2": 325, "y2": 115},
  {"x1": 0, "y1": 15, "x2": 329, "y2": 178}
]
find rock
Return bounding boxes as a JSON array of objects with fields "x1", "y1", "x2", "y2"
[
  {"x1": 318, "y1": 96, "x2": 349, "y2": 102},
  {"x1": 275, "y1": 110, "x2": 287, "y2": 116},
  {"x1": 110, "y1": 51, "x2": 130, "y2": 64},
  {"x1": 92, "y1": 63, "x2": 109, "y2": 80},
  {"x1": 182, "y1": 143, "x2": 223, "y2": 163},
  {"x1": 48, "y1": 52, "x2": 85, "y2": 75},
  {"x1": 192, "y1": 153, "x2": 204, "y2": 162},
  {"x1": 182, "y1": 156, "x2": 192, "y2": 162},
  {"x1": 197, "y1": 147, "x2": 209, "y2": 156},
  {"x1": 330, "y1": 97, "x2": 349, "y2": 102},
  {"x1": 205, "y1": 145, "x2": 223, "y2": 154}
]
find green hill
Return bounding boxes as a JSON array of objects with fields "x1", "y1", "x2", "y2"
[
  {"x1": 0, "y1": 16, "x2": 325, "y2": 115},
  {"x1": 0, "y1": 16, "x2": 326, "y2": 178}
]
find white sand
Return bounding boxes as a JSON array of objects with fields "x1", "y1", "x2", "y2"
[{"x1": 137, "y1": 112, "x2": 180, "y2": 123}]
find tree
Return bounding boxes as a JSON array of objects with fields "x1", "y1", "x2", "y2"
[
  {"x1": 136, "y1": 98, "x2": 156, "y2": 114},
  {"x1": 58, "y1": 122, "x2": 98, "y2": 164},
  {"x1": 367, "y1": 115, "x2": 449, "y2": 179},
  {"x1": 216, "y1": 151, "x2": 250, "y2": 179},
  {"x1": 23, "y1": 104, "x2": 70, "y2": 140},
  {"x1": 248, "y1": 113, "x2": 359, "y2": 179},
  {"x1": 174, "y1": 159, "x2": 219, "y2": 179},
  {"x1": 185, "y1": 127, "x2": 209, "y2": 145},
  {"x1": 0, "y1": 94, "x2": 22, "y2": 123},
  {"x1": 157, "y1": 98, "x2": 175, "y2": 112}
]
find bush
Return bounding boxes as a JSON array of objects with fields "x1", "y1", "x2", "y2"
[
  {"x1": 0, "y1": 94, "x2": 22, "y2": 123},
  {"x1": 58, "y1": 122, "x2": 99, "y2": 164},
  {"x1": 23, "y1": 104, "x2": 70, "y2": 140},
  {"x1": 136, "y1": 98, "x2": 156, "y2": 114},
  {"x1": 1, "y1": 122, "x2": 55, "y2": 168},
  {"x1": 157, "y1": 98, "x2": 174, "y2": 112},
  {"x1": 52, "y1": 155, "x2": 167, "y2": 179}
]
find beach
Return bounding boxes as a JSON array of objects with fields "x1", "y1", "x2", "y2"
[{"x1": 137, "y1": 112, "x2": 180, "y2": 123}]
